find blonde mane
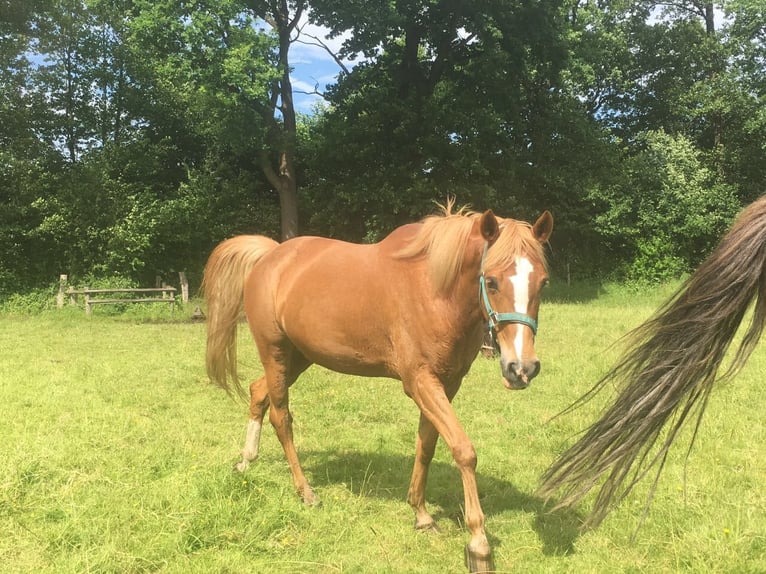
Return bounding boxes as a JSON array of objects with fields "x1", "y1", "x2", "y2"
[{"x1": 396, "y1": 200, "x2": 548, "y2": 294}]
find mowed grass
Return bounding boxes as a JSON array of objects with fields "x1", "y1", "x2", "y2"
[{"x1": 1, "y1": 285, "x2": 765, "y2": 573}]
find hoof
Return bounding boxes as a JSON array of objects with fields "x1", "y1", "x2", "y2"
[
  {"x1": 301, "y1": 489, "x2": 322, "y2": 507},
  {"x1": 233, "y1": 460, "x2": 249, "y2": 473},
  {"x1": 414, "y1": 519, "x2": 440, "y2": 533},
  {"x1": 464, "y1": 544, "x2": 494, "y2": 573}
]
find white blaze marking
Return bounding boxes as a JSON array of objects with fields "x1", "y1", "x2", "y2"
[{"x1": 509, "y1": 257, "x2": 534, "y2": 359}]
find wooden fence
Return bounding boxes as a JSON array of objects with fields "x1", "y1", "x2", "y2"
[{"x1": 57, "y1": 273, "x2": 189, "y2": 315}]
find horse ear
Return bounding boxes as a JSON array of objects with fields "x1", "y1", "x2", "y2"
[
  {"x1": 533, "y1": 211, "x2": 553, "y2": 243},
  {"x1": 479, "y1": 210, "x2": 500, "y2": 244}
]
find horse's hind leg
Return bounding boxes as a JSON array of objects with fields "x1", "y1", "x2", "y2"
[
  {"x1": 408, "y1": 380, "x2": 462, "y2": 532},
  {"x1": 264, "y1": 354, "x2": 319, "y2": 506},
  {"x1": 407, "y1": 412, "x2": 440, "y2": 531},
  {"x1": 235, "y1": 376, "x2": 270, "y2": 473}
]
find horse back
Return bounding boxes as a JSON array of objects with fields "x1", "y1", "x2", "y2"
[{"x1": 243, "y1": 226, "x2": 472, "y2": 380}]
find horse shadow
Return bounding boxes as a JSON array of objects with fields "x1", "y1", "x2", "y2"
[{"x1": 303, "y1": 449, "x2": 583, "y2": 556}]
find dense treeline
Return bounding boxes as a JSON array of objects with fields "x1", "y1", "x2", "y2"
[{"x1": 1, "y1": 0, "x2": 764, "y2": 297}]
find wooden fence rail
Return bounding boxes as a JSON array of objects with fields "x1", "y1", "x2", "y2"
[{"x1": 61, "y1": 283, "x2": 177, "y2": 316}]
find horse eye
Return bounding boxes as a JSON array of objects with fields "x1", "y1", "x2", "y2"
[{"x1": 486, "y1": 277, "x2": 499, "y2": 292}]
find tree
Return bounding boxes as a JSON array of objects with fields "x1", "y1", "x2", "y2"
[
  {"x1": 33, "y1": 0, "x2": 101, "y2": 162},
  {"x1": 720, "y1": 0, "x2": 766, "y2": 202},
  {"x1": 560, "y1": 1, "x2": 765, "y2": 278},
  {"x1": 2, "y1": 0, "x2": 764, "y2": 294},
  {"x1": 303, "y1": 0, "x2": 618, "y2": 280},
  {"x1": 128, "y1": 0, "x2": 308, "y2": 240},
  {"x1": 249, "y1": 0, "x2": 306, "y2": 240},
  {"x1": 590, "y1": 130, "x2": 741, "y2": 281},
  {"x1": 0, "y1": 0, "x2": 57, "y2": 294},
  {"x1": 304, "y1": 0, "x2": 574, "y2": 224}
]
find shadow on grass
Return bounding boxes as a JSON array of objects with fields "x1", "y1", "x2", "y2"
[{"x1": 304, "y1": 449, "x2": 582, "y2": 556}]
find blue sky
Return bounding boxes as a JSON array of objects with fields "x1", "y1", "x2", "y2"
[{"x1": 288, "y1": 20, "x2": 355, "y2": 114}]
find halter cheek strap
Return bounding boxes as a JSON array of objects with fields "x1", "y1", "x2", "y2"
[
  {"x1": 479, "y1": 243, "x2": 539, "y2": 339},
  {"x1": 480, "y1": 275, "x2": 539, "y2": 335}
]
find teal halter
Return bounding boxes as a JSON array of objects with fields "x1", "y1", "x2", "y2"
[{"x1": 479, "y1": 243, "x2": 538, "y2": 348}]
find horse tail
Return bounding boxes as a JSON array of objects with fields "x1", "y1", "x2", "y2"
[
  {"x1": 201, "y1": 235, "x2": 279, "y2": 399},
  {"x1": 538, "y1": 194, "x2": 766, "y2": 528}
]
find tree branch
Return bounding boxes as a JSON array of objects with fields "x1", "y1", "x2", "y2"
[
  {"x1": 294, "y1": 32, "x2": 350, "y2": 75},
  {"x1": 287, "y1": 4, "x2": 304, "y2": 35},
  {"x1": 293, "y1": 81, "x2": 325, "y2": 98}
]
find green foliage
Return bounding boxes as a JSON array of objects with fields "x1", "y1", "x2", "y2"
[
  {"x1": 303, "y1": 0, "x2": 613, "y2": 258},
  {"x1": 0, "y1": 286, "x2": 58, "y2": 314},
  {"x1": 1, "y1": 0, "x2": 765, "y2": 290},
  {"x1": 591, "y1": 130, "x2": 741, "y2": 282},
  {"x1": 625, "y1": 236, "x2": 687, "y2": 284}
]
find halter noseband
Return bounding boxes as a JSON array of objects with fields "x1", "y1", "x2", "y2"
[{"x1": 479, "y1": 243, "x2": 538, "y2": 349}]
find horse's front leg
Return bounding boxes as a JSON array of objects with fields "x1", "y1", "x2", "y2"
[
  {"x1": 409, "y1": 375, "x2": 494, "y2": 573},
  {"x1": 407, "y1": 412, "x2": 440, "y2": 531}
]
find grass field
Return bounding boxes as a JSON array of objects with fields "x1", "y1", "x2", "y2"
[{"x1": 1, "y1": 284, "x2": 765, "y2": 573}]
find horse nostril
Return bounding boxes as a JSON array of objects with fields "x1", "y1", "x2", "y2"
[
  {"x1": 502, "y1": 358, "x2": 541, "y2": 387},
  {"x1": 509, "y1": 359, "x2": 540, "y2": 380}
]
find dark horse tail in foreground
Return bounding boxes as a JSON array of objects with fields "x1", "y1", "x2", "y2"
[
  {"x1": 538, "y1": 194, "x2": 766, "y2": 528},
  {"x1": 203, "y1": 202, "x2": 553, "y2": 573}
]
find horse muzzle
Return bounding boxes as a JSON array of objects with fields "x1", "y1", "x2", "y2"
[{"x1": 501, "y1": 358, "x2": 540, "y2": 390}]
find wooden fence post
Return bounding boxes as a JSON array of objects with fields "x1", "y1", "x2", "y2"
[
  {"x1": 57, "y1": 274, "x2": 68, "y2": 308},
  {"x1": 84, "y1": 288, "x2": 92, "y2": 316},
  {"x1": 178, "y1": 271, "x2": 189, "y2": 303}
]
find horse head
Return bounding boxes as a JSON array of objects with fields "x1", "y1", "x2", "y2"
[{"x1": 477, "y1": 209, "x2": 553, "y2": 389}]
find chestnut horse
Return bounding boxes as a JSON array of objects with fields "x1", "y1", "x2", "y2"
[
  {"x1": 539, "y1": 194, "x2": 766, "y2": 529},
  {"x1": 203, "y1": 203, "x2": 553, "y2": 572}
]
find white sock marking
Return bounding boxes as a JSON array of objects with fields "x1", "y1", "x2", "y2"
[{"x1": 237, "y1": 419, "x2": 262, "y2": 472}]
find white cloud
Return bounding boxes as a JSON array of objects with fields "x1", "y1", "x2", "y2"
[{"x1": 290, "y1": 77, "x2": 320, "y2": 93}]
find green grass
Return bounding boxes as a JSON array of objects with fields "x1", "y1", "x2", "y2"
[{"x1": 1, "y1": 287, "x2": 765, "y2": 573}]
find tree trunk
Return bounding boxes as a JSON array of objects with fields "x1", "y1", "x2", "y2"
[
  {"x1": 277, "y1": 176, "x2": 299, "y2": 240},
  {"x1": 258, "y1": 0, "x2": 302, "y2": 241},
  {"x1": 703, "y1": 3, "x2": 715, "y2": 36}
]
